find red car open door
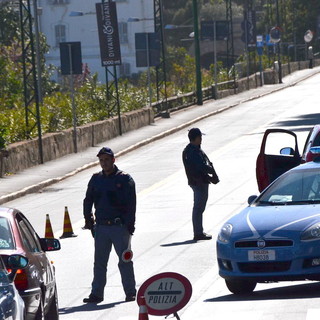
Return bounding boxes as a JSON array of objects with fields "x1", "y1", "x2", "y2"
[{"x1": 256, "y1": 128, "x2": 301, "y2": 192}]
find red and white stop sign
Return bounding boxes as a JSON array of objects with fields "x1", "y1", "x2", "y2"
[{"x1": 137, "y1": 272, "x2": 192, "y2": 316}]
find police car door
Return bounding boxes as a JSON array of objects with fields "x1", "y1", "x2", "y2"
[{"x1": 256, "y1": 128, "x2": 301, "y2": 192}]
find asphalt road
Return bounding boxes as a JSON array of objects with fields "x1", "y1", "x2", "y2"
[{"x1": 5, "y1": 73, "x2": 320, "y2": 319}]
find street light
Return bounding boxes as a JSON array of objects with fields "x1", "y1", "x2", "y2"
[
  {"x1": 192, "y1": 0, "x2": 203, "y2": 105},
  {"x1": 275, "y1": 0, "x2": 282, "y2": 83},
  {"x1": 127, "y1": 17, "x2": 154, "y2": 22},
  {"x1": 69, "y1": 11, "x2": 96, "y2": 17},
  {"x1": 164, "y1": 24, "x2": 193, "y2": 30}
]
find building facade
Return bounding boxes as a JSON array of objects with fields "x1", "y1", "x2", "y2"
[{"x1": 37, "y1": 0, "x2": 154, "y2": 82}]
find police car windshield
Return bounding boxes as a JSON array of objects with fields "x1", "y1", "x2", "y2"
[{"x1": 257, "y1": 168, "x2": 320, "y2": 205}]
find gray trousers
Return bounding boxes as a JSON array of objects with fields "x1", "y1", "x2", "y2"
[
  {"x1": 190, "y1": 183, "x2": 209, "y2": 235},
  {"x1": 91, "y1": 224, "x2": 136, "y2": 298}
]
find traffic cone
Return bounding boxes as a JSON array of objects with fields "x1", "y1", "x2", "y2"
[
  {"x1": 45, "y1": 214, "x2": 54, "y2": 239},
  {"x1": 138, "y1": 296, "x2": 149, "y2": 320},
  {"x1": 60, "y1": 206, "x2": 77, "y2": 239}
]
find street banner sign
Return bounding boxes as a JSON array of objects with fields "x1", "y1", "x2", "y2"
[
  {"x1": 135, "y1": 32, "x2": 161, "y2": 68},
  {"x1": 60, "y1": 42, "x2": 82, "y2": 75},
  {"x1": 241, "y1": 9, "x2": 256, "y2": 46},
  {"x1": 96, "y1": 2, "x2": 121, "y2": 67},
  {"x1": 137, "y1": 272, "x2": 192, "y2": 316},
  {"x1": 200, "y1": 20, "x2": 229, "y2": 40}
]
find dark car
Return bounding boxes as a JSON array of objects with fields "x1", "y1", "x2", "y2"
[
  {"x1": 0, "y1": 207, "x2": 61, "y2": 320},
  {"x1": 0, "y1": 254, "x2": 27, "y2": 319},
  {"x1": 256, "y1": 125, "x2": 320, "y2": 192}
]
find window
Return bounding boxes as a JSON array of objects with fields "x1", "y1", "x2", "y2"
[
  {"x1": 0, "y1": 217, "x2": 14, "y2": 250},
  {"x1": 55, "y1": 24, "x2": 66, "y2": 47},
  {"x1": 119, "y1": 63, "x2": 131, "y2": 77},
  {"x1": 118, "y1": 22, "x2": 128, "y2": 44},
  {"x1": 49, "y1": 0, "x2": 70, "y2": 5},
  {"x1": 17, "y1": 218, "x2": 41, "y2": 253}
]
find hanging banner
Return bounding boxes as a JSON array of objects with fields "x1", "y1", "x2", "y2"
[{"x1": 96, "y1": 2, "x2": 121, "y2": 66}]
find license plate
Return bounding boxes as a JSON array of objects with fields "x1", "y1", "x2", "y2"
[{"x1": 248, "y1": 250, "x2": 275, "y2": 261}]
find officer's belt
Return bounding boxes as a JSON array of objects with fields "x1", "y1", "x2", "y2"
[{"x1": 97, "y1": 217, "x2": 123, "y2": 226}]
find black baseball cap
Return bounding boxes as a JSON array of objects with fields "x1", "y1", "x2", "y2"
[
  {"x1": 188, "y1": 128, "x2": 205, "y2": 140},
  {"x1": 97, "y1": 147, "x2": 114, "y2": 157}
]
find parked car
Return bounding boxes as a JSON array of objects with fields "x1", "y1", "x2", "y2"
[
  {"x1": 0, "y1": 207, "x2": 61, "y2": 319},
  {"x1": 256, "y1": 125, "x2": 320, "y2": 192},
  {"x1": 0, "y1": 254, "x2": 27, "y2": 319},
  {"x1": 217, "y1": 160, "x2": 320, "y2": 294}
]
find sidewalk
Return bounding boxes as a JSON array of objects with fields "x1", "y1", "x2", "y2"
[{"x1": 1, "y1": 67, "x2": 320, "y2": 205}]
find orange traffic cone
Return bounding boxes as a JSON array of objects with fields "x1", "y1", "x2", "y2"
[
  {"x1": 60, "y1": 206, "x2": 77, "y2": 239},
  {"x1": 45, "y1": 214, "x2": 54, "y2": 239},
  {"x1": 138, "y1": 296, "x2": 149, "y2": 320}
]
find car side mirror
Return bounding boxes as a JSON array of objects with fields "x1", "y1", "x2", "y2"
[
  {"x1": 248, "y1": 195, "x2": 258, "y2": 205},
  {"x1": 7, "y1": 254, "x2": 28, "y2": 281},
  {"x1": 7, "y1": 254, "x2": 28, "y2": 269},
  {"x1": 310, "y1": 147, "x2": 320, "y2": 155},
  {"x1": 40, "y1": 238, "x2": 61, "y2": 252},
  {"x1": 280, "y1": 147, "x2": 295, "y2": 156}
]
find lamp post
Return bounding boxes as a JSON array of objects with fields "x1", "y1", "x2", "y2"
[
  {"x1": 192, "y1": 0, "x2": 203, "y2": 105},
  {"x1": 275, "y1": 0, "x2": 282, "y2": 83},
  {"x1": 213, "y1": 21, "x2": 218, "y2": 99},
  {"x1": 33, "y1": 0, "x2": 42, "y2": 104}
]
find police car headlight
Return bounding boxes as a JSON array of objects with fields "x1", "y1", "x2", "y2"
[
  {"x1": 218, "y1": 223, "x2": 233, "y2": 244},
  {"x1": 301, "y1": 223, "x2": 320, "y2": 241}
]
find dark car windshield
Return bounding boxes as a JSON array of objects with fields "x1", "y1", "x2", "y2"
[
  {"x1": 0, "y1": 270, "x2": 9, "y2": 286},
  {"x1": 0, "y1": 217, "x2": 14, "y2": 249},
  {"x1": 257, "y1": 168, "x2": 320, "y2": 205}
]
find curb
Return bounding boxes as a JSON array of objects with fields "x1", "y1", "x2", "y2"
[{"x1": 1, "y1": 69, "x2": 319, "y2": 205}]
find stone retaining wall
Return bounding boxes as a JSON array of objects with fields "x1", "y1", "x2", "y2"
[
  {"x1": 0, "y1": 107, "x2": 153, "y2": 176},
  {"x1": 1, "y1": 59, "x2": 318, "y2": 177}
]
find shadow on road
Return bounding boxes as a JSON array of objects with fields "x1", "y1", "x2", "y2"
[
  {"x1": 205, "y1": 281, "x2": 320, "y2": 302},
  {"x1": 270, "y1": 113, "x2": 320, "y2": 132},
  {"x1": 160, "y1": 239, "x2": 196, "y2": 247},
  {"x1": 59, "y1": 300, "x2": 124, "y2": 315}
]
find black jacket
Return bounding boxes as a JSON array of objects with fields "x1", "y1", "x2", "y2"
[
  {"x1": 83, "y1": 165, "x2": 136, "y2": 230},
  {"x1": 182, "y1": 143, "x2": 216, "y2": 186}
]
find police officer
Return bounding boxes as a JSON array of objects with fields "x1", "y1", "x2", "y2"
[
  {"x1": 182, "y1": 128, "x2": 219, "y2": 241},
  {"x1": 83, "y1": 147, "x2": 136, "y2": 303}
]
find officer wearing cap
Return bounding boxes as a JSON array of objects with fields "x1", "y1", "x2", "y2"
[
  {"x1": 182, "y1": 128, "x2": 219, "y2": 241},
  {"x1": 83, "y1": 147, "x2": 136, "y2": 303}
]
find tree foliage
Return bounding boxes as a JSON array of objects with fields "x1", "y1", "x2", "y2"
[{"x1": 0, "y1": 1, "x2": 319, "y2": 147}]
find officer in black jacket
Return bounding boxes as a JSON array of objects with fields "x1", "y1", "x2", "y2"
[
  {"x1": 182, "y1": 128, "x2": 219, "y2": 241},
  {"x1": 83, "y1": 147, "x2": 136, "y2": 303}
]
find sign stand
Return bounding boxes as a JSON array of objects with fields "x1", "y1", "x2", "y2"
[{"x1": 138, "y1": 272, "x2": 192, "y2": 318}]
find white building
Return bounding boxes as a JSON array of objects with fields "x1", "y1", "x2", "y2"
[{"x1": 38, "y1": 0, "x2": 154, "y2": 82}]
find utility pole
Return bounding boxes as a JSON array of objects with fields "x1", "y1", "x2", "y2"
[
  {"x1": 275, "y1": 0, "x2": 282, "y2": 83},
  {"x1": 101, "y1": 0, "x2": 122, "y2": 135},
  {"x1": 226, "y1": 0, "x2": 235, "y2": 93},
  {"x1": 19, "y1": 0, "x2": 43, "y2": 163},
  {"x1": 192, "y1": 0, "x2": 203, "y2": 105},
  {"x1": 154, "y1": 0, "x2": 169, "y2": 117}
]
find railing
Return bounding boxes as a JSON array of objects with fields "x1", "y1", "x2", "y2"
[{"x1": 153, "y1": 58, "x2": 320, "y2": 117}]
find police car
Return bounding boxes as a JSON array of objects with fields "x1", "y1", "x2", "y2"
[{"x1": 217, "y1": 160, "x2": 320, "y2": 294}]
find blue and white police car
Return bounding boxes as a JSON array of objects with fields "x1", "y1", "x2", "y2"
[{"x1": 217, "y1": 160, "x2": 320, "y2": 294}]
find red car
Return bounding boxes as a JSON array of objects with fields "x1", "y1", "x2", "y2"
[
  {"x1": 0, "y1": 207, "x2": 61, "y2": 320},
  {"x1": 256, "y1": 125, "x2": 320, "y2": 192}
]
